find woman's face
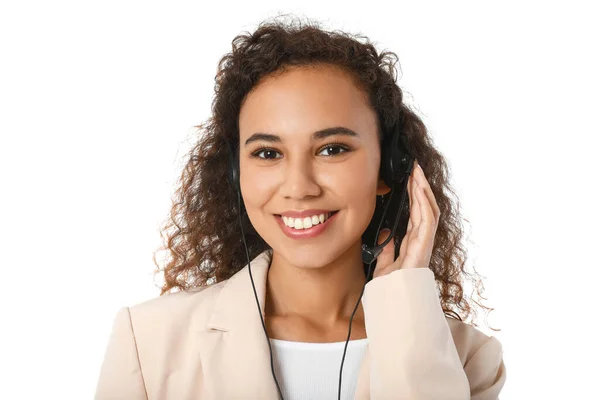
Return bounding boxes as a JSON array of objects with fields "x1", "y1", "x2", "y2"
[{"x1": 238, "y1": 64, "x2": 389, "y2": 269}]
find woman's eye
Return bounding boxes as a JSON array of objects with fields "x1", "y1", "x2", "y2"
[
  {"x1": 318, "y1": 144, "x2": 349, "y2": 156},
  {"x1": 252, "y1": 148, "x2": 281, "y2": 159}
]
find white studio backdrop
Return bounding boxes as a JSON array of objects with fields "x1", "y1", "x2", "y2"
[{"x1": 0, "y1": 1, "x2": 598, "y2": 398}]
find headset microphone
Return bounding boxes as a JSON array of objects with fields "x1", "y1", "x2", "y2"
[
  {"x1": 360, "y1": 180, "x2": 410, "y2": 265},
  {"x1": 226, "y1": 120, "x2": 414, "y2": 400}
]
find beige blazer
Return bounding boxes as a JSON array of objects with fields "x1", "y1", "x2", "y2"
[{"x1": 95, "y1": 250, "x2": 506, "y2": 399}]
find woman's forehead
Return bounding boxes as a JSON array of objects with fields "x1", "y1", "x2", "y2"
[{"x1": 239, "y1": 66, "x2": 376, "y2": 144}]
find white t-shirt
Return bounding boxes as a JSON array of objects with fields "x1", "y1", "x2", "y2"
[{"x1": 268, "y1": 338, "x2": 369, "y2": 400}]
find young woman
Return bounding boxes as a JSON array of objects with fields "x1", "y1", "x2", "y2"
[{"x1": 95, "y1": 17, "x2": 506, "y2": 400}]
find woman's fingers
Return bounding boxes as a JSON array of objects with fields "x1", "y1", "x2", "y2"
[
  {"x1": 412, "y1": 163, "x2": 436, "y2": 244},
  {"x1": 415, "y1": 163, "x2": 440, "y2": 220},
  {"x1": 409, "y1": 162, "x2": 421, "y2": 227},
  {"x1": 416, "y1": 185, "x2": 433, "y2": 241}
]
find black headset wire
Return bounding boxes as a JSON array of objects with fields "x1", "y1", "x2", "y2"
[{"x1": 235, "y1": 184, "x2": 286, "y2": 400}]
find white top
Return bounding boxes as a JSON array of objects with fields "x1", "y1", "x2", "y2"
[{"x1": 268, "y1": 338, "x2": 369, "y2": 400}]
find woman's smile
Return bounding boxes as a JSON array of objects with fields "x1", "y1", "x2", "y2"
[{"x1": 275, "y1": 210, "x2": 340, "y2": 239}]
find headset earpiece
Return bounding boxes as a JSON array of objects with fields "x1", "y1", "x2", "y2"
[
  {"x1": 226, "y1": 138, "x2": 240, "y2": 195},
  {"x1": 380, "y1": 123, "x2": 414, "y2": 189}
]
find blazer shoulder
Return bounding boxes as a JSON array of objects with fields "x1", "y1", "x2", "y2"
[
  {"x1": 127, "y1": 280, "x2": 228, "y2": 329},
  {"x1": 446, "y1": 316, "x2": 503, "y2": 366}
]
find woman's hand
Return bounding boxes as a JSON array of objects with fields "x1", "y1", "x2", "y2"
[{"x1": 372, "y1": 160, "x2": 441, "y2": 278}]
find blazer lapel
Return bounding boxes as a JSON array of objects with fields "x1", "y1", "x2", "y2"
[{"x1": 202, "y1": 250, "x2": 280, "y2": 399}]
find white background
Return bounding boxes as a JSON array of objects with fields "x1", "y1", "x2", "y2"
[{"x1": 1, "y1": 1, "x2": 598, "y2": 398}]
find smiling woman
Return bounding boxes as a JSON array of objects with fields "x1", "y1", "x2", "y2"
[{"x1": 95, "y1": 15, "x2": 506, "y2": 400}]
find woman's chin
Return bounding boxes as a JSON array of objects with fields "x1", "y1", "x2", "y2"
[{"x1": 270, "y1": 244, "x2": 350, "y2": 271}]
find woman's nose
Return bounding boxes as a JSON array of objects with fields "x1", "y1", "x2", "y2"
[{"x1": 279, "y1": 160, "x2": 321, "y2": 199}]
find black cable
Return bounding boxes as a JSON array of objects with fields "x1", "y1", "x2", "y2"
[{"x1": 236, "y1": 188, "x2": 285, "y2": 400}]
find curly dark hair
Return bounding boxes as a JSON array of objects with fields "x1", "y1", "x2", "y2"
[{"x1": 152, "y1": 15, "x2": 496, "y2": 329}]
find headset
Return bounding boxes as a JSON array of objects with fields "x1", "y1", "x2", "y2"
[{"x1": 225, "y1": 119, "x2": 414, "y2": 400}]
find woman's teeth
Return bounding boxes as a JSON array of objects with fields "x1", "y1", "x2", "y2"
[{"x1": 282, "y1": 212, "x2": 333, "y2": 229}]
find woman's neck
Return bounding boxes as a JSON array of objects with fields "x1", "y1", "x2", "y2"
[{"x1": 264, "y1": 242, "x2": 367, "y2": 327}]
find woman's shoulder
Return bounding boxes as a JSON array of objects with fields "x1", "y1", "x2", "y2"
[
  {"x1": 125, "y1": 279, "x2": 229, "y2": 331},
  {"x1": 120, "y1": 252, "x2": 270, "y2": 339}
]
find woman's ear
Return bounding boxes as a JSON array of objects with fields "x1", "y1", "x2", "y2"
[{"x1": 376, "y1": 178, "x2": 391, "y2": 196}]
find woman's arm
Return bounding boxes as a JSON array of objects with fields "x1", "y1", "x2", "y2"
[
  {"x1": 364, "y1": 161, "x2": 505, "y2": 398},
  {"x1": 94, "y1": 307, "x2": 149, "y2": 400},
  {"x1": 362, "y1": 267, "x2": 506, "y2": 399}
]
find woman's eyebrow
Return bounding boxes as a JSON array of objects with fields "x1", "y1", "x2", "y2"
[{"x1": 243, "y1": 126, "x2": 360, "y2": 147}]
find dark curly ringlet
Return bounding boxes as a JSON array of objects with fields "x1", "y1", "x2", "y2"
[{"x1": 153, "y1": 15, "x2": 496, "y2": 329}]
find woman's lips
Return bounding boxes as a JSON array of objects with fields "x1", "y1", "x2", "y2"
[{"x1": 275, "y1": 211, "x2": 339, "y2": 239}]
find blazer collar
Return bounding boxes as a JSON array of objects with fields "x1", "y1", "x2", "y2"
[
  {"x1": 206, "y1": 249, "x2": 272, "y2": 332},
  {"x1": 202, "y1": 249, "x2": 282, "y2": 399}
]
